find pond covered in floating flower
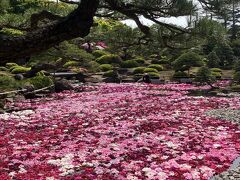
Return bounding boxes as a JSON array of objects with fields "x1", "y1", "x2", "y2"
[{"x1": 0, "y1": 83, "x2": 240, "y2": 179}]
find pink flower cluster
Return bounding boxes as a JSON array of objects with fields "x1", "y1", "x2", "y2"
[{"x1": 0, "y1": 83, "x2": 239, "y2": 179}]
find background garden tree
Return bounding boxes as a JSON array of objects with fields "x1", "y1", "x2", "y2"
[{"x1": 0, "y1": 0, "x2": 235, "y2": 63}]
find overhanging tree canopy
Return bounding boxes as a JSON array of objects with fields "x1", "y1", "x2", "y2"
[{"x1": 0, "y1": 0, "x2": 233, "y2": 62}]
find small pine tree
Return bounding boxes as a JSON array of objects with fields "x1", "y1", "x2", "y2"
[{"x1": 207, "y1": 51, "x2": 220, "y2": 68}]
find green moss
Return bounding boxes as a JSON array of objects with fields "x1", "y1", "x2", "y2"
[
  {"x1": 121, "y1": 60, "x2": 139, "y2": 68},
  {"x1": 5, "y1": 63, "x2": 18, "y2": 69},
  {"x1": 0, "y1": 28, "x2": 25, "y2": 36},
  {"x1": 99, "y1": 64, "x2": 113, "y2": 72},
  {"x1": 63, "y1": 61, "x2": 80, "y2": 68},
  {"x1": 148, "y1": 64, "x2": 164, "y2": 71},
  {"x1": 96, "y1": 54, "x2": 121, "y2": 64},
  {"x1": 0, "y1": 75, "x2": 21, "y2": 91},
  {"x1": 29, "y1": 75, "x2": 53, "y2": 89},
  {"x1": 92, "y1": 50, "x2": 109, "y2": 58},
  {"x1": 11, "y1": 66, "x2": 31, "y2": 74},
  {"x1": 133, "y1": 67, "x2": 145, "y2": 74},
  {"x1": 148, "y1": 72, "x2": 160, "y2": 78},
  {"x1": 143, "y1": 68, "x2": 158, "y2": 73}
]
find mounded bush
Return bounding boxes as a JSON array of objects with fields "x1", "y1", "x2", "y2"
[
  {"x1": 172, "y1": 71, "x2": 189, "y2": 78},
  {"x1": 143, "y1": 68, "x2": 158, "y2": 73},
  {"x1": 96, "y1": 54, "x2": 121, "y2": 64},
  {"x1": 5, "y1": 63, "x2": 18, "y2": 69},
  {"x1": 195, "y1": 66, "x2": 215, "y2": 83},
  {"x1": 103, "y1": 70, "x2": 115, "y2": 77},
  {"x1": 63, "y1": 61, "x2": 80, "y2": 68},
  {"x1": 133, "y1": 67, "x2": 145, "y2": 74},
  {"x1": 11, "y1": 66, "x2": 31, "y2": 74},
  {"x1": 29, "y1": 75, "x2": 53, "y2": 89},
  {"x1": 133, "y1": 57, "x2": 145, "y2": 64},
  {"x1": 99, "y1": 64, "x2": 113, "y2": 72},
  {"x1": 121, "y1": 60, "x2": 139, "y2": 68},
  {"x1": 0, "y1": 66, "x2": 8, "y2": 71},
  {"x1": 148, "y1": 64, "x2": 164, "y2": 71},
  {"x1": 234, "y1": 72, "x2": 240, "y2": 82},
  {"x1": 230, "y1": 85, "x2": 240, "y2": 91},
  {"x1": 92, "y1": 50, "x2": 109, "y2": 58},
  {"x1": 148, "y1": 72, "x2": 160, "y2": 78},
  {"x1": 0, "y1": 75, "x2": 20, "y2": 90},
  {"x1": 211, "y1": 68, "x2": 222, "y2": 73},
  {"x1": 211, "y1": 71, "x2": 222, "y2": 79}
]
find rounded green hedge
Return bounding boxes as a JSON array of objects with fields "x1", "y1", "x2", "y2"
[
  {"x1": 121, "y1": 60, "x2": 139, "y2": 68},
  {"x1": 211, "y1": 71, "x2": 222, "y2": 79},
  {"x1": 133, "y1": 57, "x2": 145, "y2": 64},
  {"x1": 172, "y1": 71, "x2": 188, "y2": 78},
  {"x1": 143, "y1": 68, "x2": 158, "y2": 73},
  {"x1": 148, "y1": 72, "x2": 160, "y2": 78},
  {"x1": 96, "y1": 54, "x2": 121, "y2": 64},
  {"x1": 99, "y1": 64, "x2": 113, "y2": 72},
  {"x1": 92, "y1": 50, "x2": 109, "y2": 58},
  {"x1": 6, "y1": 63, "x2": 18, "y2": 69},
  {"x1": 133, "y1": 67, "x2": 145, "y2": 74},
  {"x1": 11, "y1": 66, "x2": 31, "y2": 74},
  {"x1": 211, "y1": 68, "x2": 222, "y2": 73},
  {"x1": 29, "y1": 75, "x2": 53, "y2": 89},
  {"x1": 148, "y1": 64, "x2": 164, "y2": 71},
  {"x1": 63, "y1": 61, "x2": 80, "y2": 68}
]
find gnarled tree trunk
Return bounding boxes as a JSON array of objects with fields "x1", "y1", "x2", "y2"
[{"x1": 0, "y1": 0, "x2": 99, "y2": 62}]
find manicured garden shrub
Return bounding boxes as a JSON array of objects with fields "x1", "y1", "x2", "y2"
[
  {"x1": 29, "y1": 75, "x2": 53, "y2": 89},
  {"x1": 99, "y1": 64, "x2": 113, "y2": 72},
  {"x1": 121, "y1": 60, "x2": 139, "y2": 68},
  {"x1": 143, "y1": 68, "x2": 158, "y2": 73},
  {"x1": 63, "y1": 61, "x2": 80, "y2": 68},
  {"x1": 133, "y1": 57, "x2": 145, "y2": 64},
  {"x1": 96, "y1": 54, "x2": 121, "y2": 64},
  {"x1": 207, "y1": 51, "x2": 220, "y2": 68},
  {"x1": 92, "y1": 50, "x2": 109, "y2": 58},
  {"x1": 5, "y1": 63, "x2": 18, "y2": 69},
  {"x1": 148, "y1": 64, "x2": 164, "y2": 71},
  {"x1": 172, "y1": 71, "x2": 189, "y2": 78},
  {"x1": 0, "y1": 75, "x2": 20, "y2": 90},
  {"x1": 11, "y1": 66, "x2": 31, "y2": 74},
  {"x1": 103, "y1": 70, "x2": 114, "y2": 77},
  {"x1": 233, "y1": 72, "x2": 240, "y2": 83},
  {"x1": 148, "y1": 72, "x2": 160, "y2": 78},
  {"x1": 211, "y1": 68, "x2": 222, "y2": 73},
  {"x1": 195, "y1": 66, "x2": 215, "y2": 83},
  {"x1": 211, "y1": 71, "x2": 222, "y2": 79},
  {"x1": 230, "y1": 84, "x2": 240, "y2": 91},
  {"x1": 172, "y1": 52, "x2": 204, "y2": 71},
  {"x1": 133, "y1": 67, "x2": 145, "y2": 74},
  {"x1": 0, "y1": 66, "x2": 8, "y2": 71}
]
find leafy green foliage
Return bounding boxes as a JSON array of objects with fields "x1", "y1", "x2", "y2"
[
  {"x1": 63, "y1": 61, "x2": 80, "y2": 68},
  {"x1": 207, "y1": 51, "x2": 220, "y2": 68},
  {"x1": 99, "y1": 64, "x2": 113, "y2": 72},
  {"x1": 172, "y1": 71, "x2": 189, "y2": 78},
  {"x1": 148, "y1": 72, "x2": 160, "y2": 78},
  {"x1": 0, "y1": 28, "x2": 25, "y2": 36},
  {"x1": 92, "y1": 50, "x2": 109, "y2": 58},
  {"x1": 173, "y1": 52, "x2": 204, "y2": 71},
  {"x1": 133, "y1": 67, "x2": 145, "y2": 74},
  {"x1": 121, "y1": 60, "x2": 139, "y2": 68},
  {"x1": 211, "y1": 68, "x2": 222, "y2": 73},
  {"x1": 96, "y1": 54, "x2": 121, "y2": 64},
  {"x1": 29, "y1": 75, "x2": 53, "y2": 89},
  {"x1": 148, "y1": 64, "x2": 164, "y2": 71},
  {"x1": 143, "y1": 68, "x2": 158, "y2": 73},
  {"x1": 11, "y1": 66, "x2": 31, "y2": 74},
  {"x1": 0, "y1": 74, "x2": 21, "y2": 90},
  {"x1": 195, "y1": 66, "x2": 215, "y2": 83},
  {"x1": 234, "y1": 60, "x2": 240, "y2": 72},
  {"x1": 5, "y1": 62, "x2": 18, "y2": 69},
  {"x1": 0, "y1": 66, "x2": 8, "y2": 71},
  {"x1": 103, "y1": 70, "x2": 114, "y2": 77},
  {"x1": 132, "y1": 57, "x2": 145, "y2": 64}
]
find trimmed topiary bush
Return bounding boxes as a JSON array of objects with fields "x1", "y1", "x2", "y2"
[
  {"x1": 211, "y1": 71, "x2": 222, "y2": 79},
  {"x1": 29, "y1": 75, "x2": 53, "y2": 89},
  {"x1": 211, "y1": 68, "x2": 222, "y2": 73},
  {"x1": 5, "y1": 63, "x2": 18, "y2": 69},
  {"x1": 92, "y1": 50, "x2": 109, "y2": 58},
  {"x1": 11, "y1": 66, "x2": 31, "y2": 74},
  {"x1": 172, "y1": 71, "x2": 189, "y2": 79},
  {"x1": 99, "y1": 64, "x2": 113, "y2": 72},
  {"x1": 234, "y1": 72, "x2": 240, "y2": 83},
  {"x1": 133, "y1": 57, "x2": 145, "y2": 64},
  {"x1": 133, "y1": 67, "x2": 145, "y2": 74},
  {"x1": 63, "y1": 61, "x2": 80, "y2": 68},
  {"x1": 148, "y1": 64, "x2": 164, "y2": 71},
  {"x1": 195, "y1": 66, "x2": 215, "y2": 84},
  {"x1": 0, "y1": 66, "x2": 8, "y2": 71},
  {"x1": 121, "y1": 60, "x2": 139, "y2": 68},
  {"x1": 103, "y1": 70, "x2": 114, "y2": 77},
  {"x1": 96, "y1": 54, "x2": 121, "y2": 64},
  {"x1": 143, "y1": 68, "x2": 158, "y2": 73},
  {"x1": 148, "y1": 72, "x2": 160, "y2": 78}
]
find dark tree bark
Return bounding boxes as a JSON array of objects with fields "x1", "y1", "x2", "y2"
[{"x1": 0, "y1": 0, "x2": 99, "y2": 62}]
